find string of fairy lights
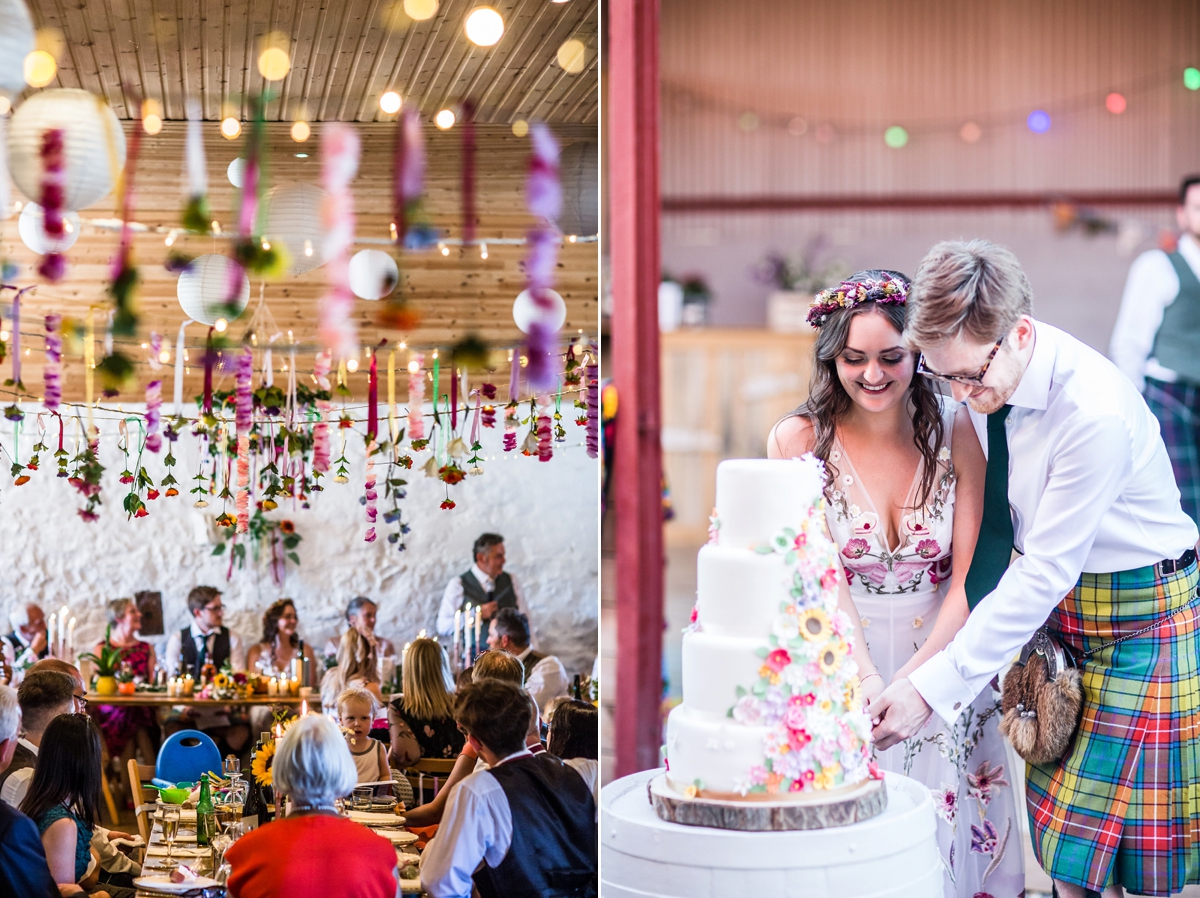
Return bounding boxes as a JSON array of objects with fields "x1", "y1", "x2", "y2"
[{"x1": 663, "y1": 65, "x2": 1200, "y2": 149}]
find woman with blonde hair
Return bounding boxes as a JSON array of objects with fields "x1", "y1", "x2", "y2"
[
  {"x1": 386, "y1": 638, "x2": 462, "y2": 768},
  {"x1": 320, "y1": 628, "x2": 381, "y2": 714}
]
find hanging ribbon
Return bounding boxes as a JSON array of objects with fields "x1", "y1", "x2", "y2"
[
  {"x1": 11, "y1": 287, "x2": 20, "y2": 388},
  {"x1": 387, "y1": 350, "x2": 399, "y2": 446},
  {"x1": 508, "y1": 350, "x2": 519, "y2": 403},
  {"x1": 173, "y1": 319, "x2": 191, "y2": 415},
  {"x1": 287, "y1": 345, "x2": 297, "y2": 426},
  {"x1": 450, "y1": 363, "x2": 458, "y2": 431},
  {"x1": 367, "y1": 347, "x2": 379, "y2": 442},
  {"x1": 84, "y1": 311, "x2": 95, "y2": 438},
  {"x1": 431, "y1": 353, "x2": 440, "y2": 411},
  {"x1": 470, "y1": 389, "x2": 482, "y2": 444},
  {"x1": 203, "y1": 327, "x2": 215, "y2": 414}
]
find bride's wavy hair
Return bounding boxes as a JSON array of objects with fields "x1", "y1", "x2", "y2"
[{"x1": 792, "y1": 269, "x2": 945, "y2": 509}]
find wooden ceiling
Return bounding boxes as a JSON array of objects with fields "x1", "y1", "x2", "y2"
[{"x1": 30, "y1": 0, "x2": 598, "y2": 125}]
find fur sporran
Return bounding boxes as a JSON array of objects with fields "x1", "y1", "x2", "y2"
[{"x1": 999, "y1": 629, "x2": 1083, "y2": 765}]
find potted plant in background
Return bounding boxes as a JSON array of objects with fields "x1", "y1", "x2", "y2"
[
  {"x1": 81, "y1": 628, "x2": 124, "y2": 696},
  {"x1": 754, "y1": 236, "x2": 848, "y2": 332},
  {"x1": 680, "y1": 275, "x2": 713, "y2": 327}
]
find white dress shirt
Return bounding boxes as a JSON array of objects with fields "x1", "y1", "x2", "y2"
[
  {"x1": 436, "y1": 564, "x2": 532, "y2": 643},
  {"x1": 164, "y1": 620, "x2": 246, "y2": 676},
  {"x1": 0, "y1": 737, "x2": 38, "y2": 807},
  {"x1": 419, "y1": 749, "x2": 530, "y2": 898},
  {"x1": 909, "y1": 321, "x2": 1198, "y2": 724},
  {"x1": 515, "y1": 646, "x2": 569, "y2": 711},
  {"x1": 1110, "y1": 234, "x2": 1200, "y2": 391}
]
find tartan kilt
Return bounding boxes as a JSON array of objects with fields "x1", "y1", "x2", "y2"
[
  {"x1": 1143, "y1": 377, "x2": 1200, "y2": 528},
  {"x1": 1024, "y1": 559, "x2": 1200, "y2": 894}
]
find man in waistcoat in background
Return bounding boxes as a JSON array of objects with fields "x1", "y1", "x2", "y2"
[
  {"x1": 437, "y1": 534, "x2": 534, "y2": 649},
  {"x1": 1111, "y1": 174, "x2": 1200, "y2": 527}
]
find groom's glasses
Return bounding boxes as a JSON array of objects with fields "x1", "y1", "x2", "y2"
[{"x1": 916, "y1": 337, "x2": 1005, "y2": 386}]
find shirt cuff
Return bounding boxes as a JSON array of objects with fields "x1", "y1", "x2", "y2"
[{"x1": 908, "y1": 651, "x2": 975, "y2": 726}]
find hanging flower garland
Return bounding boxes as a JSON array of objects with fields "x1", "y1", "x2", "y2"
[
  {"x1": 43, "y1": 315, "x2": 61, "y2": 412},
  {"x1": 522, "y1": 124, "x2": 563, "y2": 392},
  {"x1": 235, "y1": 349, "x2": 253, "y2": 533},
  {"x1": 406, "y1": 353, "x2": 425, "y2": 441},
  {"x1": 318, "y1": 123, "x2": 361, "y2": 360},
  {"x1": 144, "y1": 379, "x2": 163, "y2": 453},
  {"x1": 37, "y1": 129, "x2": 67, "y2": 283},
  {"x1": 312, "y1": 351, "x2": 332, "y2": 476},
  {"x1": 181, "y1": 99, "x2": 211, "y2": 233},
  {"x1": 364, "y1": 438, "x2": 378, "y2": 542},
  {"x1": 585, "y1": 347, "x2": 598, "y2": 459}
]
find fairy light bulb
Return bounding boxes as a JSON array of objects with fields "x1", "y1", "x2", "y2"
[
  {"x1": 23, "y1": 50, "x2": 56, "y2": 88},
  {"x1": 407, "y1": 359, "x2": 420, "y2": 374},
  {"x1": 303, "y1": 239, "x2": 313, "y2": 257},
  {"x1": 214, "y1": 318, "x2": 228, "y2": 333},
  {"x1": 220, "y1": 117, "x2": 241, "y2": 139},
  {"x1": 347, "y1": 358, "x2": 360, "y2": 373},
  {"x1": 435, "y1": 108, "x2": 456, "y2": 130},
  {"x1": 159, "y1": 349, "x2": 171, "y2": 364},
  {"x1": 512, "y1": 119, "x2": 529, "y2": 137},
  {"x1": 379, "y1": 91, "x2": 402, "y2": 114},
  {"x1": 465, "y1": 7, "x2": 504, "y2": 46},
  {"x1": 438, "y1": 242, "x2": 450, "y2": 256},
  {"x1": 165, "y1": 230, "x2": 177, "y2": 247},
  {"x1": 291, "y1": 120, "x2": 311, "y2": 142},
  {"x1": 480, "y1": 243, "x2": 488, "y2": 260}
]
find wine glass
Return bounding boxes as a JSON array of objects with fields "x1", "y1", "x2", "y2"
[
  {"x1": 223, "y1": 755, "x2": 241, "y2": 783},
  {"x1": 218, "y1": 780, "x2": 248, "y2": 835},
  {"x1": 160, "y1": 805, "x2": 181, "y2": 872}
]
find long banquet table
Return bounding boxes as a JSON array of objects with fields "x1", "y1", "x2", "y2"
[{"x1": 85, "y1": 693, "x2": 306, "y2": 706}]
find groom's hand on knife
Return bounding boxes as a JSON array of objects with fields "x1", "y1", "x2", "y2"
[{"x1": 869, "y1": 678, "x2": 933, "y2": 750}]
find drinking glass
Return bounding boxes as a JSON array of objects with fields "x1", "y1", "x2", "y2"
[
  {"x1": 223, "y1": 756, "x2": 241, "y2": 780},
  {"x1": 352, "y1": 786, "x2": 373, "y2": 811},
  {"x1": 160, "y1": 805, "x2": 181, "y2": 870}
]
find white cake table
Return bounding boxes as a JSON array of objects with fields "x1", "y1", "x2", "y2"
[{"x1": 601, "y1": 769, "x2": 942, "y2": 898}]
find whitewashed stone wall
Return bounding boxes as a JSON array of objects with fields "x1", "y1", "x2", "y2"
[{"x1": 0, "y1": 404, "x2": 599, "y2": 677}]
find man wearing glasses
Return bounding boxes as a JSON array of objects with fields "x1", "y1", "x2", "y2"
[
  {"x1": 871, "y1": 239, "x2": 1200, "y2": 898},
  {"x1": 164, "y1": 586, "x2": 249, "y2": 752}
]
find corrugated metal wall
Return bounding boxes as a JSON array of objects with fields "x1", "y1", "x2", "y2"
[{"x1": 658, "y1": 0, "x2": 1200, "y2": 343}]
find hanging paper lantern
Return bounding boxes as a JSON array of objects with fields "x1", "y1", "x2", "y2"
[
  {"x1": 8, "y1": 88, "x2": 126, "y2": 211},
  {"x1": 262, "y1": 182, "x2": 329, "y2": 275},
  {"x1": 18, "y1": 202, "x2": 80, "y2": 254},
  {"x1": 556, "y1": 140, "x2": 598, "y2": 237},
  {"x1": 348, "y1": 249, "x2": 398, "y2": 300},
  {"x1": 176, "y1": 254, "x2": 250, "y2": 326},
  {"x1": 227, "y1": 157, "x2": 244, "y2": 188},
  {"x1": 0, "y1": 0, "x2": 32, "y2": 98},
  {"x1": 512, "y1": 288, "x2": 566, "y2": 334}
]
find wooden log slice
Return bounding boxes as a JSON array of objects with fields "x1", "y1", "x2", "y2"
[{"x1": 648, "y1": 774, "x2": 887, "y2": 831}]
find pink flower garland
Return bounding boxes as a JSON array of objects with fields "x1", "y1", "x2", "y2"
[
  {"x1": 523, "y1": 124, "x2": 562, "y2": 391},
  {"x1": 586, "y1": 350, "x2": 598, "y2": 459},
  {"x1": 537, "y1": 409, "x2": 553, "y2": 462},
  {"x1": 313, "y1": 351, "x2": 332, "y2": 473},
  {"x1": 235, "y1": 349, "x2": 253, "y2": 533},
  {"x1": 393, "y1": 108, "x2": 425, "y2": 244},
  {"x1": 407, "y1": 353, "x2": 425, "y2": 441},
  {"x1": 38, "y1": 129, "x2": 67, "y2": 282},
  {"x1": 318, "y1": 123, "x2": 361, "y2": 360},
  {"x1": 145, "y1": 380, "x2": 163, "y2": 453},
  {"x1": 365, "y1": 438, "x2": 378, "y2": 542},
  {"x1": 43, "y1": 314, "x2": 61, "y2": 411}
]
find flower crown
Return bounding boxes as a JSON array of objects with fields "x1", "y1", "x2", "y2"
[{"x1": 806, "y1": 277, "x2": 908, "y2": 328}]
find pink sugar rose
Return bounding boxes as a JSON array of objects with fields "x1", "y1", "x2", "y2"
[
  {"x1": 820, "y1": 568, "x2": 840, "y2": 590},
  {"x1": 785, "y1": 703, "x2": 807, "y2": 731},
  {"x1": 787, "y1": 727, "x2": 812, "y2": 752},
  {"x1": 766, "y1": 648, "x2": 791, "y2": 673}
]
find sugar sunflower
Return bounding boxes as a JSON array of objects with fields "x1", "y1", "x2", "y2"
[
  {"x1": 817, "y1": 638, "x2": 849, "y2": 675},
  {"x1": 844, "y1": 675, "x2": 861, "y2": 710},
  {"x1": 798, "y1": 607, "x2": 833, "y2": 643},
  {"x1": 251, "y1": 739, "x2": 277, "y2": 787}
]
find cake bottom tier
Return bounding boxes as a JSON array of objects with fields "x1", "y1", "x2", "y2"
[{"x1": 665, "y1": 705, "x2": 865, "y2": 802}]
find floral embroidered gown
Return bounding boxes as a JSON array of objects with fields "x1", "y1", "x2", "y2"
[{"x1": 821, "y1": 402, "x2": 1023, "y2": 898}]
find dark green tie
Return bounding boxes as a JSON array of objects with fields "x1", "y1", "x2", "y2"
[{"x1": 965, "y1": 405, "x2": 1014, "y2": 611}]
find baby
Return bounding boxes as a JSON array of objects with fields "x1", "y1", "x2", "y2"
[{"x1": 337, "y1": 686, "x2": 390, "y2": 785}]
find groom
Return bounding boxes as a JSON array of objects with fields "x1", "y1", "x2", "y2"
[{"x1": 870, "y1": 239, "x2": 1200, "y2": 898}]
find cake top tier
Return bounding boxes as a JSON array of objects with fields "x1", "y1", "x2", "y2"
[{"x1": 714, "y1": 457, "x2": 826, "y2": 550}]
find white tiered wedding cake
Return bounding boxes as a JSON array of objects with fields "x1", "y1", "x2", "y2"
[{"x1": 663, "y1": 456, "x2": 877, "y2": 804}]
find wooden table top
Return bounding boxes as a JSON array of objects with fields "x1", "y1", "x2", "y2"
[{"x1": 85, "y1": 692, "x2": 307, "y2": 706}]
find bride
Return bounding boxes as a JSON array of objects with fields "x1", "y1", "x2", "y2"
[{"x1": 768, "y1": 270, "x2": 1023, "y2": 897}]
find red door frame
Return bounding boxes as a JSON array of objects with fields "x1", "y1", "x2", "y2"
[{"x1": 609, "y1": 0, "x2": 665, "y2": 776}]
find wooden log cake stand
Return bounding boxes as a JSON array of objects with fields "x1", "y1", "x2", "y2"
[
  {"x1": 648, "y1": 773, "x2": 887, "y2": 832},
  {"x1": 601, "y1": 769, "x2": 942, "y2": 898}
]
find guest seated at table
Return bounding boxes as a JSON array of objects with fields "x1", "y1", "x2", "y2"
[
  {"x1": 87, "y1": 599, "x2": 157, "y2": 799},
  {"x1": 163, "y1": 586, "x2": 249, "y2": 754},
  {"x1": 20, "y1": 714, "x2": 112, "y2": 897},
  {"x1": 387, "y1": 638, "x2": 462, "y2": 769},
  {"x1": 246, "y1": 599, "x2": 320, "y2": 683},
  {"x1": 27, "y1": 659, "x2": 88, "y2": 712},
  {"x1": 322, "y1": 597, "x2": 396, "y2": 683},
  {"x1": 320, "y1": 627, "x2": 382, "y2": 713},
  {"x1": 0, "y1": 684, "x2": 64, "y2": 898},
  {"x1": 547, "y1": 700, "x2": 599, "y2": 808},
  {"x1": 4, "y1": 602, "x2": 49, "y2": 666},
  {"x1": 0, "y1": 670, "x2": 75, "y2": 807},
  {"x1": 337, "y1": 687, "x2": 390, "y2": 785},
  {"x1": 486, "y1": 609, "x2": 569, "y2": 712},
  {"x1": 402, "y1": 661, "x2": 542, "y2": 829},
  {"x1": 420, "y1": 680, "x2": 597, "y2": 898},
  {"x1": 470, "y1": 649, "x2": 524, "y2": 686},
  {"x1": 225, "y1": 714, "x2": 399, "y2": 898}
]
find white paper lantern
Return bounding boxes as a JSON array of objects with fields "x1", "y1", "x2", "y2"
[
  {"x1": 348, "y1": 250, "x2": 399, "y2": 300},
  {"x1": 0, "y1": 0, "x2": 34, "y2": 98},
  {"x1": 262, "y1": 183, "x2": 328, "y2": 275},
  {"x1": 227, "y1": 157, "x2": 245, "y2": 188},
  {"x1": 513, "y1": 288, "x2": 567, "y2": 334},
  {"x1": 8, "y1": 89, "x2": 126, "y2": 211},
  {"x1": 18, "y1": 202, "x2": 80, "y2": 254},
  {"x1": 556, "y1": 140, "x2": 598, "y2": 237},
  {"x1": 177, "y1": 254, "x2": 250, "y2": 326}
]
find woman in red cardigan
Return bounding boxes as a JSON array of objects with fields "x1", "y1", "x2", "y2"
[{"x1": 225, "y1": 715, "x2": 398, "y2": 898}]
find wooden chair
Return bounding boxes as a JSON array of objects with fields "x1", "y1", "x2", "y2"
[
  {"x1": 127, "y1": 760, "x2": 159, "y2": 849},
  {"x1": 405, "y1": 758, "x2": 457, "y2": 805},
  {"x1": 98, "y1": 742, "x2": 120, "y2": 825}
]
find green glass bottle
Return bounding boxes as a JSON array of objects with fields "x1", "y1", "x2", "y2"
[{"x1": 196, "y1": 773, "x2": 215, "y2": 847}]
